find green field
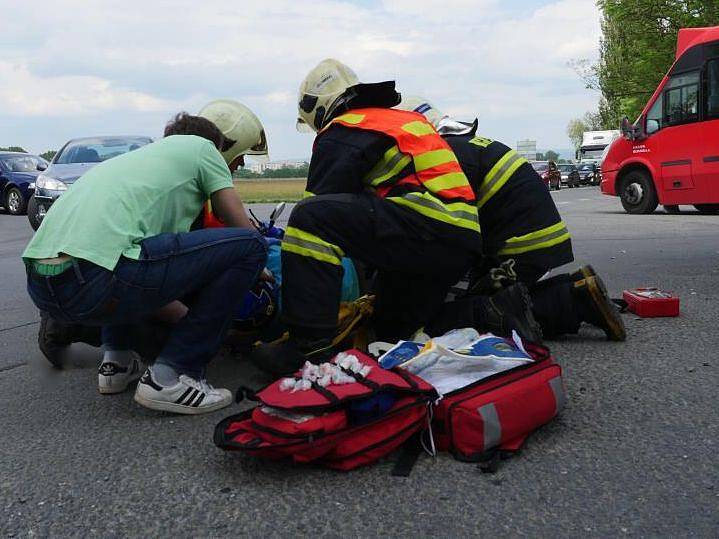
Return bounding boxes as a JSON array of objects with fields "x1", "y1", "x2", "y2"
[{"x1": 234, "y1": 178, "x2": 306, "y2": 203}]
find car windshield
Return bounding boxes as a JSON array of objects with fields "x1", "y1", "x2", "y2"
[
  {"x1": 578, "y1": 164, "x2": 594, "y2": 171},
  {"x1": 1, "y1": 154, "x2": 47, "y2": 172},
  {"x1": 54, "y1": 137, "x2": 151, "y2": 164},
  {"x1": 531, "y1": 163, "x2": 549, "y2": 172},
  {"x1": 558, "y1": 165, "x2": 574, "y2": 172}
]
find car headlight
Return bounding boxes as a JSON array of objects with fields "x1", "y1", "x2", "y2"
[{"x1": 36, "y1": 174, "x2": 67, "y2": 191}]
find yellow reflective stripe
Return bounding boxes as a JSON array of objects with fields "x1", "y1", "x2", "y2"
[
  {"x1": 302, "y1": 190, "x2": 315, "y2": 199},
  {"x1": 413, "y1": 149, "x2": 458, "y2": 172},
  {"x1": 387, "y1": 193, "x2": 480, "y2": 233},
  {"x1": 477, "y1": 150, "x2": 526, "y2": 208},
  {"x1": 499, "y1": 221, "x2": 571, "y2": 255},
  {"x1": 334, "y1": 113, "x2": 365, "y2": 125},
  {"x1": 424, "y1": 172, "x2": 470, "y2": 193},
  {"x1": 469, "y1": 136, "x2": 493, "y2": 148},
  {"x1": 282, "y1": 226, "x2": 344, "y2": 265},
  {"x1": 401, "y1": 120, "x2": 436, "y2": 137},
  {"x1": 365, "y1": 145, "x2": 412, "y2": 186}
]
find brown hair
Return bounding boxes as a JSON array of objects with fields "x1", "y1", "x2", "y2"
[{"x1": 164, "y1": 112, "x2": 224, "y2": 150}]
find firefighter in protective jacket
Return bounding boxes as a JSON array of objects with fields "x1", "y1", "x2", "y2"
[
  {"x1": 397, "y1": 97, "x2": 625, "y2": 341},
  {"x1": 249, "y1": 59, "x2": 493, "y2": 375}
]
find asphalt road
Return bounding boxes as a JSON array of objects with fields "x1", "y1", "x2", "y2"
[{"x1": 1, "y1": 189, "x2": 718, "y2": 538}]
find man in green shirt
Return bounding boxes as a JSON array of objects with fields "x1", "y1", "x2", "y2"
[{"x1": 24, "y1": 106, "x2": 268, "y2": 415}]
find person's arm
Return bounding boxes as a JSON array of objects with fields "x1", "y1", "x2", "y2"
[
  {"x1": 210, "y1": 187, "x2": 254, "y2": 229},
  {"x1": 305, "y1": 126, "x2": 393, "y2": 196}
]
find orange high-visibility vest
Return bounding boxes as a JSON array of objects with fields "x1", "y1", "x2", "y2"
[{"x1": 322, "y1": 108, "x2": 480, "y2": 233}]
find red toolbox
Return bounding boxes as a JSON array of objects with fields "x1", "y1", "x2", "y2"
[{"x1": 623, "y1": 288, "x2": 680, "y2": 317}]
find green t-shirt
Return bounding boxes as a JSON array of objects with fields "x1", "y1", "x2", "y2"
[{"x1": 23, "y1": 135, "x2": 233, "y2": 270}]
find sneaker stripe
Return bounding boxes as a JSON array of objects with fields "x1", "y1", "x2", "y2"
[
  {"x1": 175, "y1": 387, "x2": 193, "y2": 404},
  {"x1": 183, "y1": 389, "x2": 199, "y2": 406},
  {"x1": 191, "y1": 393, "x2": 205, "y2": 407}
]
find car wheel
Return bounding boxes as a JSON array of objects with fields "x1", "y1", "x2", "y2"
[
  {"x1": 5, "y1": 187, "x2": 27, "y2": 215},
  {"x1": 620, "y1": 170, "x2": 658, "y2": 214},
  {"x1": 693, "y1": 204, "x2": 719, "y2": 214},
  {"x1": 27, "y1": 196, "x2": 42, "y2": 230},
  {"x1": 663, "y1": 205, "x2": 680, "y2": 214}
]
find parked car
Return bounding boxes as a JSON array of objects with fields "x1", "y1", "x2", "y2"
[
  {"x1": 531, "y1": 161, "x2": 561, "y2": 190},
  {"x1": 558, "y1": 163, "x2": 581, "y2": 187},
  {"x1": 0, "y1": 152, "x2": 48, "y2": 216},
  {"x1": 577, "y1": 162, "x2": 599, "y2": 185},
  {"x1": 28, "y1": 136, "x2": 152, "y2": 229}
]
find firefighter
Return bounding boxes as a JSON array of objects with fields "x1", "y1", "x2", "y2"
[
  {"x1": 249, "y1": 59, "x2": 542, "y2": 376},
  {"x1": 397, "y1": 97, "x2": 626, "y2": 341}
]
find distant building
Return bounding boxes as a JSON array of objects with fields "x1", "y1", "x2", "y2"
[
  {"x1": 248, "y1": 159, "x2": 308, "y2": 174},
  {"x1": 516, "y1": 139, "x2": 537, "y2": 162}
]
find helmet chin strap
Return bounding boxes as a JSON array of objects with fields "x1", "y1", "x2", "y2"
[{"x1": 317, "y1": 87, "x2": 359, "y2": 130}]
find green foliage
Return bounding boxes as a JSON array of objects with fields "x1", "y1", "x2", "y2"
[
  {"x1": 594, "y1": 0, "x2": 719, "y2": 126},
  {"x1": 0, "y1": 146, "x2": 27, "y2": 153},
  {"x1": 545, "y1": 150, "x2": 560, "y2": 162},
  {"x1": 40, "y1": 150, "x2": 57, "y2": 161}
]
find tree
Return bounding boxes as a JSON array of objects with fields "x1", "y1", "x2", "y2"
[
  {"x1": 40, "y1": 150, "x2": 57, "y2": 161},
  {"x1": 581, "y1": 1, "x2": 719, "y2": 126},
  {"x1": 0, "y1": 146, "x2": 26, "y2": 153},
  {"x1": 545, "y1": 150, "x2": 560, "y2": 162},
  {"x1": 567, "y1": 109, "x2": 607, "y2": 149}
]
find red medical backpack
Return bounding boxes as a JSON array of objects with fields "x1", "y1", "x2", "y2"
[{"x1": 214, "y1": 344, "x2": 565, "y2": 472}]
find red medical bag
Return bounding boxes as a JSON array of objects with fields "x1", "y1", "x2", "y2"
[
  {"x1": 622, "y1": 288, "x2": 680, "y2": 317},
  {"x1": 433, "y1": 342, "x2": 565, "y2": 466},
  {"x1": 214, "y1": 350, "x2": 437, "y2": 471}
]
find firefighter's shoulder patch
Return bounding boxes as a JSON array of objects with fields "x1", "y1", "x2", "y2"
[{"x1": 469, "y1": 135, "x2": 494, "y2": 148}]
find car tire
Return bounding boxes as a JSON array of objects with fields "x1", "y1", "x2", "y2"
[
  {"x1": 620, "y1": 170, "x2": 658, "y2": 214},
  {"x1": 5, "y1": 187, "x2": 27, "y2": 215},
  {"x1": 693, "y1": 204, "x2": 719, "y2": 214},
  {"x1": 27, "y1": 196, "x2": 42, "y2": 230},
  {"x1": 663, "y1": 205, "x2": 680, "y2": 214}
]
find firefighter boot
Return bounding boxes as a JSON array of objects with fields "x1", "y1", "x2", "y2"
[
  {"x1": 573, "y1": 275, "x2": 627, "y2": 341},
  {"x1": 248, "y1": 332, "x2": 335, "y2": 377},
  {"x1": 473, "y1": 283, "x2": 543, "y2": 344}
]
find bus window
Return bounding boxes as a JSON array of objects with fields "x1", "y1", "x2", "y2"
[
  {"x1": 646, "y1": 94, "x2": 663, "y2": 133},
  {"x1": 707, "y1": 59, "x2": 719, "y2": 118},
  {"x1": 664, "y1": 71, "x2": 700, "y2": 125}
]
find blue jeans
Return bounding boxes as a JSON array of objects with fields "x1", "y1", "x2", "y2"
[{"x1": 27, "y1": 228, "x2": 268, "y2": 378}]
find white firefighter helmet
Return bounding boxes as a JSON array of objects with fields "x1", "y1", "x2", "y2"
[
  {"x1": 199, "y1": 99, "x2": 268, "y2": 164},
  {"x1": 395, "y1": 95, "x2": 446, "y2": 129},
  {"x1": 297, "y1": 58, "x2": 360, "y2": 133}
]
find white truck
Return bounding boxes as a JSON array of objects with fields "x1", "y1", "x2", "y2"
[{"x1": 576, "y1": 130, "x2": 620, "y2": 185}]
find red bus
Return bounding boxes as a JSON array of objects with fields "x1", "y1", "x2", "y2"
[{"x1": 601, "y1": 26, "x2": 719, "y2": 214}]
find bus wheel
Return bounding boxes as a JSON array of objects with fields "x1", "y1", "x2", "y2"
[
  {"x1": 663, "y1": 205, "x2": 680, "y2": 214},
  {"x1": 620, "y1": 171, "x2": 658, "y2": 214},
  {"x1": 694, "y1": 204, "x2": 719, "y2": 214}
]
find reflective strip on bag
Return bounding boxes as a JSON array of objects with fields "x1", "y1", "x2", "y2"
[
  {"x1": 387, "y1": 192, "x2": 480, "y2": 233},
  {"x1": 548, "y1": 376, "x2": 566, "y2": 414},
  {"x1": 365, "y1": 145, "x2": 412, "y2": 186},
  {"x1": 282, "y1": 226, "x2": 344, "y2": 265},
  {"x1": 498, "y1": 221, "x2": 571, "y2": 256},
  {"x1": 477, "y1": 149, "x2": 527, "y2": 208},
  {"x1": 478, "y1": 403, "x2": 501, "y2": 450}
]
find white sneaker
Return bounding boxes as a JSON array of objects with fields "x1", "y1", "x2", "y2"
[
  {"x1": 98, "y1": 352, "x2": 143, "y2": 394},
  {"x1": 133, "y1": 369, "x2": 233, "y2": 415}
]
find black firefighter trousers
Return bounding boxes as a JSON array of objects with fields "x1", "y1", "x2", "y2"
[{"x1": 281, "y1": 194, "x2": 474, "y2": 342}]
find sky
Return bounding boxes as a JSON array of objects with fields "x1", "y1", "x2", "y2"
[{"x1": 0, "y1": 0, "x2": 602, "y2": 160}]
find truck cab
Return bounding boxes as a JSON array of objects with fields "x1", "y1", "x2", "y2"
[{"x1": 601, "y1": 26, "x2": 719, "y2": 214}]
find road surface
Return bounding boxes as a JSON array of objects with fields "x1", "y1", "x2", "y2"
[{"x1": 1, "y1": 188, "x2": 717, "y2": 537}]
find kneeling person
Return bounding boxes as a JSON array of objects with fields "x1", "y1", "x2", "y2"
[{"x1": 23, "y1": 111, "x2": 268, "y2": 414}]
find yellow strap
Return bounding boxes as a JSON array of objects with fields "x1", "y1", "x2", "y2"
[
  {"x1": 498, "y1": 221, "x2": 571, "y2": 255},
  {"x1": 413, "y1": 149, "x2": 458, "y2": 172},
  {"x1": 387, "y1": 193, "x2": 480, "y2": 233},
  {"x1": 401, "y1": 120, "x2": 436, "y2": 137},
  {"x1": 282, "y1": 226, "x2": 344, "y2": 265},
  {"x1": 477, "y1": 149, "x2": 526, "y2": 208}
]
